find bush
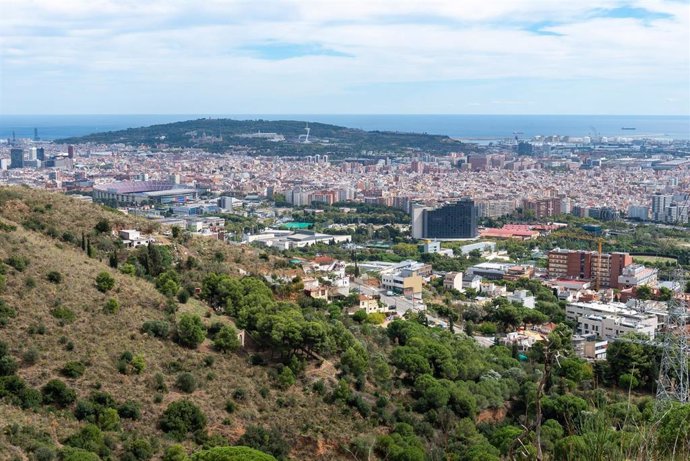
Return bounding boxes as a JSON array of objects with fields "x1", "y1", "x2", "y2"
[
  {"x1": 51, "y1": 306, "x2": 76, "y2": 323},
  {"x1": 61, "y1": 361, "x2": 86, "y2": 378},
  {"x1": 0, "y1": 355, "x2": 19, "y2": 376},
  {"x1": 122, "y1": 438, "x2": 154, "y2": 461},
  {"x1": 176, "y1": 314, "x2": 206, "y2": 348},
  {"x1": 190, "y1": 446, "x2": 278, "y2": 461},
  {"x1": 6, "y1": 255, "x2": 29, "y2": 272},
  {"x1": 103, "y1": 298, "x2": 120, "y2": 314},
  {"x1": 0, "y1": 300, "x2": 17, "y2": 326},
  {"x1": 213, "y1": 325, "x2": 241, "y2": 353},
  {"x1": 163, "y1": 445, "x2": 188, "y2": 461},
  {"x1": 47, "y1": 271, "x2": 63, "y2": 284},
  {"x1": 276, "y1": 367, "x2": 295, "y2": 390},
  {"x1": 159, "y1": 400, "x2": 207, "y2": 441},
  {"x1": 95, "y1": 272, "x2": 115, "y2": 293},
  {"x1": 175, "y1": 372, "x2": 197, "y2": 394},
  {"x1": 94, "y1": 219, "x2": 111, "y2": 234},
  {"x1": 352, "y1": 310, "x2": 368, "y2": 323},
  {"x1": 118, "y1": 400, "x2": 142, "y2": 420},
  {"x1": 225, "y1": 400, "x2": 236, "y2": 414},
  {"x1": 177, "y1": 289, "x2": 190, "y2": 304},
  {"x1": 42, "y1": 379, "x2": 76, "y2": 407},
  {"x1": 19, "y1": 386, "x2": 43, "y2": 409},
  {"x1": 237, "y1": 426, "x2": 289, "y2": 460},
  {"x1": 141, "y1": 320, "x2": 170, "y2": 338},
  {"x1": 22, "y1": 347, "x2": 39, "y2": 365}
]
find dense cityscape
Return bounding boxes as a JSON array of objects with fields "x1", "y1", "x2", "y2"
[{"x1": 2, "y1": 0, "x2": 690, "y2": 459}]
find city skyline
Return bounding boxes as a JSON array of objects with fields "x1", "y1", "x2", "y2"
[{"x1": 1, "y1": 0, "x2": 689, "y2": 115}]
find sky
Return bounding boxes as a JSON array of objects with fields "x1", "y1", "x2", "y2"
[{"x1": 0, "y1": 0, "x2": 689, "y2": 115}]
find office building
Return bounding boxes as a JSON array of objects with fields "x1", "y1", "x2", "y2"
[
  {"x1": 412, "y1": 199, "x2": 478, "y2": 239},
  {"x1": 10, "y1": 148, "x2": 24, "y2": 169},
  {"x1": 627, "y1": 205, "x2": 649, "y2": 221}
]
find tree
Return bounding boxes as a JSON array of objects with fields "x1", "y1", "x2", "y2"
[
  {"x1": 237, "y1": 426, "x2": 290, "y2": 461},
  {"x1": 176, "y1": 314, "x2": 206, "y2": 348},
  {"x1": 95, "y1": 272, "x2": 115, "y2": 293},
  {"x1": 159, "y1": 400, "x2": 207, "y2": 441},
  {"x1": 94, "y1": 219, "x2": 111, "y2": 233},
  {"x1": 41, "y1": 379, "x2": 76, "y2": 407},
  {"x1": 213, "y1": 325, "x2": 241, "y2": 353},
  {"x1": 636, "y1": 285, "x2": 652, "y2": 300}
]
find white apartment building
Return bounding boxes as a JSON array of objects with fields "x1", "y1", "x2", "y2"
[
  {"x1": 617, "y1": 264, "x2": 658, "y2": 288},
  {"x1": 566, "y1": 301, "x2": 658, "y2": 340}
]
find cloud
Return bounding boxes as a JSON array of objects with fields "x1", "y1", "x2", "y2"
[{"x1": 0, "y1": 0, "x2": 688, "y2": 114}]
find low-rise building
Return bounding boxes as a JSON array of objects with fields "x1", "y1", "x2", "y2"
[
  {"x1": 566, "y1": 301, "x2": 658, "y2": 340},
  {"x1": 617, "y1": 264, "x2": 658, "y2": 288},
  {"x1": 443, "y1": 272, "x2": 463, "y2": 291}
]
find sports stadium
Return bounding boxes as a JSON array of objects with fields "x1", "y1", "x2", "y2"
[{"x1": 92, "y1": 180, "x2": 198, "y2": 205}]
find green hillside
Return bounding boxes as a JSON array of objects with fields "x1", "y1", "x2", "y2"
[
  {"x1": 55, "y1": 118, "x2": 469, "y2": 156},
  {"x1": 0, "y1": 186, "x2": 689, "y2": 461}
]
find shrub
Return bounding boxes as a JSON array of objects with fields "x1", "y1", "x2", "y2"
[
  {"x1": 25, "y1": 277, "x2": 37, "y2": 289},
  {"x1": 213, "y1": 325, "x2": 241, "y2": 353},
  {"x1": 118, "y1": 400, "x2": 142, "y2": 420},
  {"x1": 163, "y1": 445, "x2": 188, "y2": 461},
  {"x1": 159, "y1": 400, "x2": 207, "y2": 441},
  {"x1": 95, "y1": 272, "x2": 115, "y2": 293},
  {"x1": 232, "y1": 388, "x2": 246, "y2": 401},
  {"x1": 6, "y1": 255, "x2": 29, "y2": 272},
  {"x1": 51, "y1": 306, "x2": 76, "y2": 323},
  {"x1": 175, "y1": 372, "x2": 197, "y2": 394},
  {"x1": 177, "y1": 289, "x2": 190, "y2": 304},
  {"x1": 141, "y1": 320, "x2": 170, "y2": 338},
  {"x1": 98, "y1": 407, "x2": 120, "y2": 431},
  {"x1": 0, "y1": 300, "x2": 16, "y2": 326},
  {"x1": 352, "y1": 310, "x2": 368, "y2": 323},
  {"x1": 176, "y1": 314, "x2": 206, "y2": 348},
  {"x1": 61, "y1": 447, "x2": 101, "y2": 461},
  {"x1": 237, "y1": 425, "x2": 289, "y2": 460},
  {"x1": 94, "y1": 219, "x2": 111, "y2": 234},
  {"x1": 0, "y1": 354, "x2": 18, "y2": 376},
  {"x1": 46, "y1": 271, "x2": 63, "y2": 284},
  {"x1": 61, "y1": 361, "x2": 86, "y2": 378},
  {"x1": 42, "y1": 379, "x2": 76, "y2": 407},
  {"x1": 122, "y1": 437, "x2": 154, "y2": 461},
  {"x1": 18, "y1": 386, "x2": 43, "y2": 409},
  {"x1": 190, "y1": 446, "x2": 278, "y2": 461},
  {"x1": 276, "y1": 367, "x2": 295, "y2": 390},
  {"x1": 225, "y1": 400, "x2": 236, "y2": 414},
  {"x1": 103, "y1": 298, "x2": 120, "y2": 314},
  {"x1": 22, "y1": 347, "x2": 39, "y2": 365}
]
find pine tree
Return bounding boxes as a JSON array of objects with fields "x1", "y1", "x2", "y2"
[
  {"x1": 81, "y1": 232, "x2": 86, "y2": 251},
  {"x1": 86, "y1": 239, "x2": 94, "y2": 258}
]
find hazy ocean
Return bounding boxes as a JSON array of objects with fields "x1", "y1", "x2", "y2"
[{"x1": 1, "y1": 114, "x2": 688, "y2": 141}]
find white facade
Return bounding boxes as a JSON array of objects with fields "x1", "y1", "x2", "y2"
[
  {"x1": 618, "y1": 264, "x2": 658, "y2": 288},
  {"x1": 566, "y1": 301, "x2": 658, "y2": 340}
]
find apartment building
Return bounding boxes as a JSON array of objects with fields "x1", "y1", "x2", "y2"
[
  {"x1": 566, "y1": 301, "x2": 658, "y2": 340},
  {"x1": 547, "y1": 249, "x2": 633, "y2": 289}
]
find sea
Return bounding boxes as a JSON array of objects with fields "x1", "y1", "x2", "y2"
[{"x1": 1, "y1": 114, "x2": 688, "y2": 141}]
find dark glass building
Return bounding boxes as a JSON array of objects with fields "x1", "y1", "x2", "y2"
[
  {"x1": 10, "y1": 148, "x2": 24, "y2": 169},
  {"x1": 423, "y1": 198, "x2": 478, "y2": 238}
]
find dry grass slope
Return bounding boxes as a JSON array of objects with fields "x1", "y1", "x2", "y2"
[{"x1": 0, "y1": 188, "x2": 364, "y2": 460}]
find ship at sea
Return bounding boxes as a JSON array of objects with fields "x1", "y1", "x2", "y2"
[{"x1": 621, "y1": 127, "x2": 636, "y2": 130}]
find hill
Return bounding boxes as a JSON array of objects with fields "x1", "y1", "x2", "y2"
[
  {"x1": 55, "y1": 118, "x2": 471, "y2": 156},
  {"x1": 0, "y1": 186, "x2": 689, "y2": 461}
]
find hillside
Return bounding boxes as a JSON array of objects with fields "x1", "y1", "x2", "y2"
[
  {"x1": 1, "y1": 187, "x2": 689, "y2": 461},
  {"x1": 55, "y1": 118, "x2": 469, "y2": 156}
]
